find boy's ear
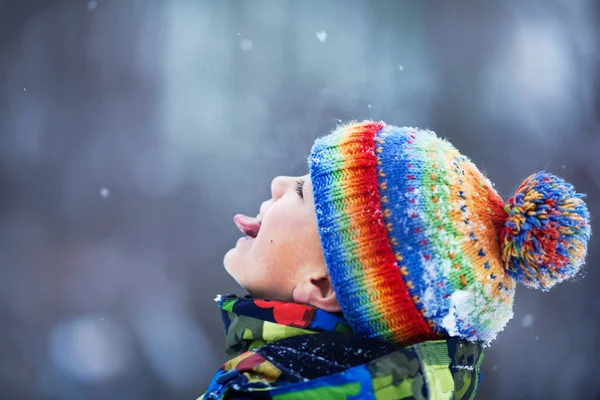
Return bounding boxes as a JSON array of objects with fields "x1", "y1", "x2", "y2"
[{"x1": 292, "y1": 272, "x2": 341, "y2": 313}]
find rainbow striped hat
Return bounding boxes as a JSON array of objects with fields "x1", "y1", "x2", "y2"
[{"x1": 309, "y1": 121, "x2": 591, "y2": 346}]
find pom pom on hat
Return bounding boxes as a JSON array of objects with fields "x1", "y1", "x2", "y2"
[{"x1": 500, "y1": 172, "x2": 591, "y2": 290}]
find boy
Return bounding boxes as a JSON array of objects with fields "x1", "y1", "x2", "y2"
[{"x1": 200, "y1": 121, "x2": 590, "y2": 399}]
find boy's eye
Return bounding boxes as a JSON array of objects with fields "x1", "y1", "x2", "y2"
[{"x1": 295, "y1": 179, "x2": 305, "y2": 198}]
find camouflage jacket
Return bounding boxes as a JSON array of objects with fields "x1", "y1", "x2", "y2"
[{"x1": 200, "y1": 295, "x2": 485, "y2": 399}]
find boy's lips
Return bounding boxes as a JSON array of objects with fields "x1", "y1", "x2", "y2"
[{"x1": 233, "y1": 214, "x2": 262, "y2": 238}]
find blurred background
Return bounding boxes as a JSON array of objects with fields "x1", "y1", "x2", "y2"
[{"x1": 0, "y1": 0, "x2": 599, "y2": 399}]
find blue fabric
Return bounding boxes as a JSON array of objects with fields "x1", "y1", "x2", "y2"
[{"x1": 269, "y1": 364, "x2": 375, "y2": 399}]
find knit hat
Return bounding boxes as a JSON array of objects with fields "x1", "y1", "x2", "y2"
[{"x1": 308, "y1": 121, "x2": 591, "y2": 346}]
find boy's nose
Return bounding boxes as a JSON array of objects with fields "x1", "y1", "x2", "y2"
[
  {"x1": 270, "y1": 175, "x2": 294, "y2": 200},
  {"x1": 259, "y1": 176, "x2": 293, "y2": 220}
]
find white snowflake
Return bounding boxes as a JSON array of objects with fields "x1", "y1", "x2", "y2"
[
  {"x1": 240, "y1": 39, "x2": 253, "y2": 51},
  {"x1": 521, "y1": 313, "x2": 534, "y2": 328},
  {"x1": 316, "y1": 30, "x2": 327, "y2": 42},
  {"x1": 100, "y1": 188, "x2": 110, "y2": 198}
]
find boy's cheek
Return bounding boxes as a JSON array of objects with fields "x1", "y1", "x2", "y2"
[{"x1": 225, "y1": 246, "x2": 297, "y2": 299}]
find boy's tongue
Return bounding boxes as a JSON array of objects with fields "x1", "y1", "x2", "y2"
[{"x1": 234, "y1": 214, "x2": 261, "y2": 238}]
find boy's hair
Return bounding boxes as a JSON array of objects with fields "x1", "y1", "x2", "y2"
[{"x1": 308, "y1": 121, "x2": 590, "y2": 346}]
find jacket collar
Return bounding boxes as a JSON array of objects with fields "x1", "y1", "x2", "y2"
[
  {"x1": 217, "y1": 294, "x2": 352, "y2": 356},
  {"x1": 205, "y1": 295, "x2": 486, "y2": 399}
]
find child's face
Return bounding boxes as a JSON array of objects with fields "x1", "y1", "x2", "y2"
[{"x1": 224, "y1": 175, "x2": 328, "y2": 301}]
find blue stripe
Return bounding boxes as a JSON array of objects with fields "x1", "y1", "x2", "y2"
[{"x1": 375, "y1": 126, "x2": 446, "y2": 323}]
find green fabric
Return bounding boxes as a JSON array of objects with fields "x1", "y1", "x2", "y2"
[
  {"x1": 221, "y1": 299, "x2": 236, "y2": 313},
  {"x1": 272, "y1": 383, "x2": 362, "y2": 399},
  {"x1": 224, "y1": 314, "x2": 318, "y2": 356},
  {"x1": 219, "y1": 297, "x2": 351, "y2": 356},
  {"x1": 451, "y1": 340, "x2": 485, "y2": 400},
  {"x1": 416, "y1": 341, "x2": 454, "y2": 400},
  {"x1": 372, "y1": 376, "x2": 415, "y2": 399}
]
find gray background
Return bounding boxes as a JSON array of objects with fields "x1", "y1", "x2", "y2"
[{"x1": 1, "y1": 0, "x2": 599, "y2": 399}]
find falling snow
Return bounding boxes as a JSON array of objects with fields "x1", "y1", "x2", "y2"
[
  {"x1": 521, "y1": 313, "x2": 535, "y2": 327},
  {"x1": 49, "y1": 315, "x2": 132, "y2": 382},
  {"x1": 316, "y1": 30, "x2": 327, "y2": 42},
  {"x1": 240, "y1": 39, "x2": 253, "y2": 51},
  {"x1": 1, "y1": 4, "x2": 594, "y2": 399}
]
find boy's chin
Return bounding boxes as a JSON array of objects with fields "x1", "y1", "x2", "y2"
[
  {"x1": 223, "y1": 237, "x2": 254, "y2": 268},
  {"x1": 223, "y1": 247, "x2": 237, "y2": 274},
  {"x1": 223, "y1": 248, "x2": 248, "y2": 284}
]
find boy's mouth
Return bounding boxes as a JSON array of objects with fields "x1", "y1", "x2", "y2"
[{"x1": 233, "y1": 214, "x2": 261, "y2": 239}]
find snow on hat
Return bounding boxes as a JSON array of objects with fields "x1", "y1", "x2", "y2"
[{"x1": 308, "y1": 121, "x2": 591, "y2": 345}]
